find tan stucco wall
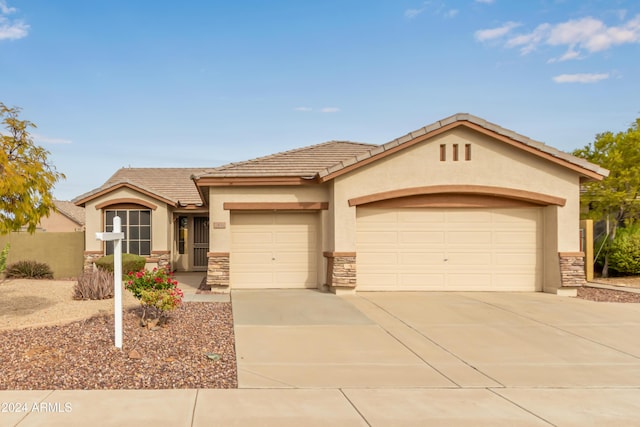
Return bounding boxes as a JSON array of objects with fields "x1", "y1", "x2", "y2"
[{"x1": 83, "y1": 187, "x2": 172, "y2": 253}]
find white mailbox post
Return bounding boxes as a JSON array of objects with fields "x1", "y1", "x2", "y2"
[{"x1": 95, "y1": 216, "x2": 125, "y2": 349}]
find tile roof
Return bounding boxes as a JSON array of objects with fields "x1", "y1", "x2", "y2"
[
  {"x1": 195, "y1": 141, "x2": 376, "y2": 178},
  {"x1": 317, "y1": 113, "x2": 609, "y2": 180},
  {"x1": 53, "y1": 200, "x2": 85, "y2": 225},
  {"x1": 74, "y1": 168, "x2": 210, "y2": 206}
]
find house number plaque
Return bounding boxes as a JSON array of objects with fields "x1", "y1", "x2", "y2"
[{"x1": 213, "y1": 222, "x2": 226, "y2": 229}]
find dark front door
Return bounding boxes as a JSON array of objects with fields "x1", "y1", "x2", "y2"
[{"x1": 193, "y1": 217, "x2": 209, "y2": 269}]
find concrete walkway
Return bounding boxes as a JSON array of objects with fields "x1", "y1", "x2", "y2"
[{"x1": 3, "y1": 291, "x2": 640, "y2": 426}]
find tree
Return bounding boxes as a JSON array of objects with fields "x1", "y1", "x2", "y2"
[
  {"x1": 0, "y1": 103, "x2": 65, "y2": 233},
  {"x1": 573, "y1": 117, "x2": 640, "y2": 277}
]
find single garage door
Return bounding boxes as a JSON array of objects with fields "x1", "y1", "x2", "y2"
[
  {"x1": 356, "y1": 207, "x2": 542, "y2": 291},
  {"x1": 231, "y1": 211, "x2": 318, "y2": 289}
]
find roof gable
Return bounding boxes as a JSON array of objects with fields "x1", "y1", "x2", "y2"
[
  {"x1": 317, "y1": 113, "x2": 608, "y2": 182},
  {"x1": 74, "y1": 168, "x2": 209, "y2": 207}
]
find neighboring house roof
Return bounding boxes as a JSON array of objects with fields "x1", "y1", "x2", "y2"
[
  {"x1": 196, "y1": 141, "x2": 376, "y2": 179},
  {"x1": 74, "y1": 168, "x2": 210, "y2": 207},
  {"x1": 53, "y1": 200, "x2": 85, "y2": 225}
]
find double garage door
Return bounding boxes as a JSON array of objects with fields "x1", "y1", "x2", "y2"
[
  {"x1": 229, "y1": 207, "x2": 542, "y2": 291},
  {"x1": 357, "y1": 207, "x2": 542, "y2": 291},
  {"x1": 230, "y1": 212, "x2": 318, "y2": 289}
]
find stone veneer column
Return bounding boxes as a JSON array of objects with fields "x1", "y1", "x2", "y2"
[
  {"x1": 558, "y1": 252, "x2": 586, "y2": 288},
  {"x1": 83, "y1": 251, "x2": 103, "y2": 272},
  {"x1": 151, "y1": 250, "x2": 171, "y2": 271},
  {"x1": 324, "y1": 252, "x2": 356, "y2": 294},
  {"x1": 204, "y1": 252, "x2": 230, "y2": 293}
]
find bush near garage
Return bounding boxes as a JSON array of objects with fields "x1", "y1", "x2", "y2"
[{"x1": 94, "y1": 253, "x2": 146, "y2": 275}]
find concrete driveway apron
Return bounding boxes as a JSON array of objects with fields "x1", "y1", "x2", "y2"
[{"x1": 231, "y1": 290, "x2": 640, "y2": 426}]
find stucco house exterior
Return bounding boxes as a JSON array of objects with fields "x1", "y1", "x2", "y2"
[{"x1": 74, "y1": 113, "x2": 608, "y2": 295}]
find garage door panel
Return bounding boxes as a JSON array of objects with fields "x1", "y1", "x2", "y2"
[
  {"x1": 448, "y1": 230, "x2": 492, "y2": 245},
  {"x1": 357, "y1": 207, "x2": 541, "y2": 291},
  {"x1": 233, "y1": 252, "x2": 273, "y2": 265},
  {"x1": 231, "y1": 212, "x2": 318, "y2": 289},
  {"x1": 400, "y1": 231, "x2": 445, "y2": 244},
  {"x1": 357, "y1": 231, "x2": 398, "y2": 244},
  {"x1": 399, "y1": 252, "x2": 446, "y2": 266},
  {"x1": 360, "y1": 252, "x2": 398, "y2": 265},
  {"x1": 446, "y1": 252, "x2": 492, "y2": 265},
  {"x1": 232, "y1": 231, "x2": 273, "y2": 245}
]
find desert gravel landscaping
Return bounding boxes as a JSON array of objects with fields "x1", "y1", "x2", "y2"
[{"x1": 0, "y1": 279, "x2": 237, "y2": 390}]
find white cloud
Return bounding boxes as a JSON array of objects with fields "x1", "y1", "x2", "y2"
[
  {"x1": 405, "y1": 8, "x2": 425, "y2": 19},
  {"x1": 0, "y1": 1, "x2": 16, "y2": 15},
  {"x1": 405, "y1": 1, "x2": 458, "y2": 20},
  {"x1": 33, "y1": 134, "x2": 73, "y2": 145},
  {"x1": 552, "y1": 73, "x2": 609, "y2": 83},
  {"x1": 294, "y1": 107, "x2": 312, "y2": 112},
  {"x1": 477, "y1": 14, "x2": 640, "y2": 60},
  {"x1": 320, "y1": 107, "x2": 340, "y2": 113},
  {"x1": 474, "y1": 21, "x2": 520, "y2": 41},
  {"x1": 446, "y1": 9, "x2": 458, "y2": 19},
  {"x1": 475, "y1": 0, "x2": 495, "y2": 4},
  {"x1": 0, "y1": 1, "x2": 28, "y2": 41}
]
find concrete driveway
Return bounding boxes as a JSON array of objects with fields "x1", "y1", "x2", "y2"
[{"x1": 232, "y1": 290, "x2": 640, "y2": 426}]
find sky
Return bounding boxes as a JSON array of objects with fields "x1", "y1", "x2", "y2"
[{"x1": 1, "y1": 0, "x2": 639, "y2": 201}]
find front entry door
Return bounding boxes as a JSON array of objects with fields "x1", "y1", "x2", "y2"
[{"x1": 193, "y1": 217, "x2": 209, "y2": 269}]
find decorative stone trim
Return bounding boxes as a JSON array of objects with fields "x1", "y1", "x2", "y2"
[
  {"x1": 151, "y1": 251, "x2": 171, "y2": 271},
  {"x1": 324, "y1": 252, "x2": 357, "y2": 291},
  {"x1": 83, "y1": 251, "x2": 103, "y2": 272},
  {"x1": 205, "y1": 252, "x2": 230, "y2": 292},
  {"x1": 558, "y1": 252, "x2": 586, "y2": 287}
]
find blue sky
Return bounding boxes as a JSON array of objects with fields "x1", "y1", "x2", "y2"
[{"x1": 1, "y1": 0, "x2": 639, "y2": 201}]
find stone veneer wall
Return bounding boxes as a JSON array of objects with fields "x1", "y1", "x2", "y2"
[
  {"x1": 205, "y1": 252, "x2": 230, "y2": 292},
  {"x1": 83, "y1": 251, "x2": 103, "y2": 272},
  {"x1": 558, "y1": 252, "x2": 586, "y2": 287},
  {"x1": 324, "y1": 252, "x2": 357, "y2": 289},
  {"x1": 151, "y1": 251, "x2": 171, "y2": 271}
]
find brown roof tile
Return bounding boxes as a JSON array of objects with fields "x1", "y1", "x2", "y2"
[
  {"x1": 53, "y1": 200, "x2": 85, "y2": 225},
  {"x1": 74, "y1": 168, "x2": 209, "y2": 206},
  {"x1": 196, "y1": 141, "x2": 376, "y2": 178}
]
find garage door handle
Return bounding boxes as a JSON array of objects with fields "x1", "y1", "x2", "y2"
[{"x1": 444, "y1": 258, "x2": 448, "y2": 262}]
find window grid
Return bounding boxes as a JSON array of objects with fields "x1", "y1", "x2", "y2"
[{"x1": 105, "y1": 209, "x2": 151, "y2": 256}]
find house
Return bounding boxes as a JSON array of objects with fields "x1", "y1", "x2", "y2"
[
  {"x1": 37, "y1": 200, "x2": 86, "y2": 232},
  {"x1": 74, "y1": 113, "x2": 608, "y2": 295}
]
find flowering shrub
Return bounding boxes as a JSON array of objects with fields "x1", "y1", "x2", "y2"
[{"x1": 125, "y1": 268, "x2": 184, "y2": 326}]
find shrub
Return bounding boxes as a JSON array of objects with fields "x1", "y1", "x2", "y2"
[
  {"x1": 608, "y1": 226, "x2": 640, "y2": 275},
  {"x1": 73, "y1": 269, "x2": 114, "y2": 300},
  {"x1": 95, "y1": 253, "x2": 146, "y2": 275},
  {"x1": 0, "y1": 243, "x2": 9, "y2": 275},
  {"x1": 125, "y1": 268, "x2": 183, "y2": 326},
  {"x1": 6, "y1": 260, "x2": 54, "y2": 279}
]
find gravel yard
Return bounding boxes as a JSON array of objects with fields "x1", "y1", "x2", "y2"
[{"x1": 0, "y1": 279, "x2": 237, "y2": 390}]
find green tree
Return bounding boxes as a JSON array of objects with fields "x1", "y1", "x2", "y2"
[
  {"x1": 0, "y1": 103, "x2": 65, "y2": 233},
  {"x1": 573, "y1": 117, "x2": 640, "y2": 277}
]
